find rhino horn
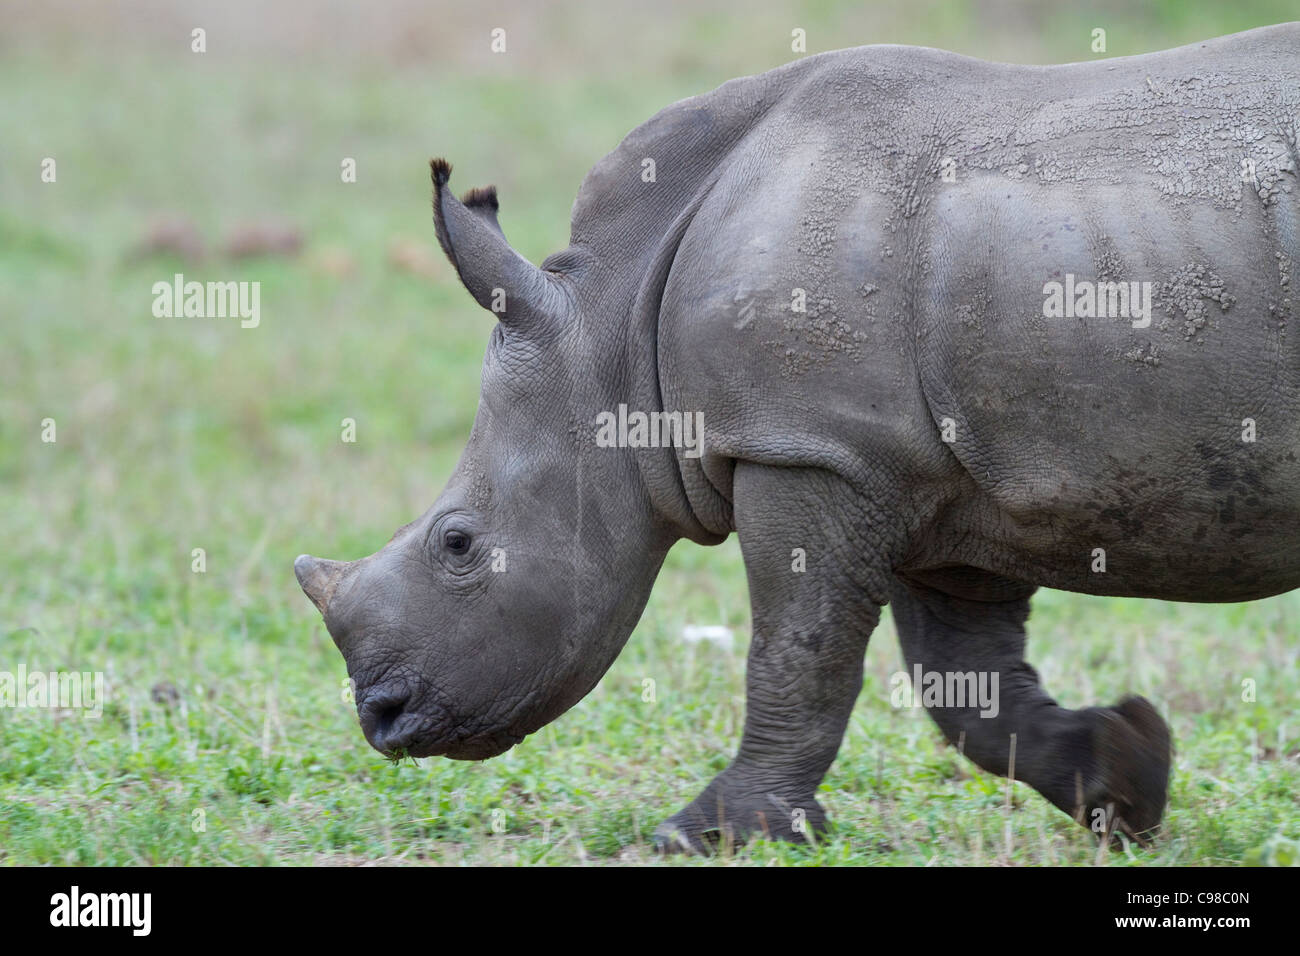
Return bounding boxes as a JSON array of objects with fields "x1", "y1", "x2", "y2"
[
  {"x1": 294, "y1": 554, "x2": 347, "y2": 613},
  {"x1": 430, "y1": 157, "x2": 563, "y2": 327}
]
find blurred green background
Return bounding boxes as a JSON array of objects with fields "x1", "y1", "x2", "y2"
[{"x1": 1, "y1": 0, "x2": 1297, "y2": 865}]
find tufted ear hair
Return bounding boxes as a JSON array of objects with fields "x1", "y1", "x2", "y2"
[{"x1": 430, "y1": 158, "x2": 562, "y2": 327}]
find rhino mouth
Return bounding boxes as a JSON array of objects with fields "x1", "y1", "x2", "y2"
[
  {"x1": 437, "y1": 730, "x2": 525, "y2": 761},
  {"x1": 357, "y1": 686, "x2": 523, "y2": 760}
]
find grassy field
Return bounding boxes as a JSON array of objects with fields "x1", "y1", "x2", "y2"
[{"x1": 1, "y1": 0, "x2": 1298, "y2": 866}]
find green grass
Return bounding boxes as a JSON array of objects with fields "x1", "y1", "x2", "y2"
[{"x1": 1, "y1": 0, "x2": 1297, "y2": 865}]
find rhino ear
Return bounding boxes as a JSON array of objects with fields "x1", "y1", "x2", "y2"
[
  {"x1": 459, "y1": 185, "x2": 506, "y2": 238},
  {"x1": 430, "y1": 158, "x2": 561, "y2": 327}
]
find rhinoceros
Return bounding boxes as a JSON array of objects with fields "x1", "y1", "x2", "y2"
[{"x1": 296, "y1": 23, "x2": 1300, "y2": 852}]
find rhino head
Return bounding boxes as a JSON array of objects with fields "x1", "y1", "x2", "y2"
[{"x1": 295, "y1": 159, "x2": 715, "y2": 760}]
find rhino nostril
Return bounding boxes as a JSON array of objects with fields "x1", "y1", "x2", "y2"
[
  {"x1": 360, "y1": 687, "x2": 413, "y2": 751},
  {"x1": 375, "y1": 702, "x2": 405, "y2": 742}
]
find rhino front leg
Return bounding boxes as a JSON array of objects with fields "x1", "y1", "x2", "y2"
[
  {"x1": 887, "y1": 577, "x2": 1172, "y2": 843},
  {"x1": 655, "y1": 465, "x2": 892, "y2": 854}
]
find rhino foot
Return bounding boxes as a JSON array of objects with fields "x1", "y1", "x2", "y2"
[
  {"x1": 1077, "y1": 695, "x2": 1172, "y2": 846},
  {"x1": 652, "y1": 778, "x2": 827, "y2": 855}
]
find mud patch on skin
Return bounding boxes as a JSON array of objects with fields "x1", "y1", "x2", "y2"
[
  {"x1": 1158, "y1": 263, "x2": 1235, "y2": 340},
  {"x1": 764, "y1": 297, "x2": 868, "y2": 378},
  {"x1": 764, "y1": 136, "x2": 877, "y2": 379},
  {"x1": 1131, "y1": 75, "x2": 1297, "y2": 211},
  {"x1": 1123, "y1": 340, "x2": 1161, "y2": 367},
  {"x1": 464, "y1": 466, "x2": 494, "y2": 511},
  {"x1": 1090, "y1": 234, "x2": 1129, "y2": 283},
  {"x1": 947, "y1": 65, "x2": 1298, "y2": 220},
  {"x1": 951, "y1": 275, "x2": 993, "y2": 361}
]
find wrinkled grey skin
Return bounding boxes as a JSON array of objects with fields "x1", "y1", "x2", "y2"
[{"x1": 297, "y1": 25, "x2": 1300, "y2": 852}]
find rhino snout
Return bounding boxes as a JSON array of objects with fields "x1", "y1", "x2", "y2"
[{"x1": 356, "y1": 681, "x2": 524, "y2": 760}]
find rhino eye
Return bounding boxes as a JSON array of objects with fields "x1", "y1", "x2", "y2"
[{"x1": 443, "y1": 530, "x2": 471, "y2": 555}]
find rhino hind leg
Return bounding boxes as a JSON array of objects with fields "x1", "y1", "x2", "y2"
[{"x1": 888, "y1": 576, "x2": 1172, "y2": 844}]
